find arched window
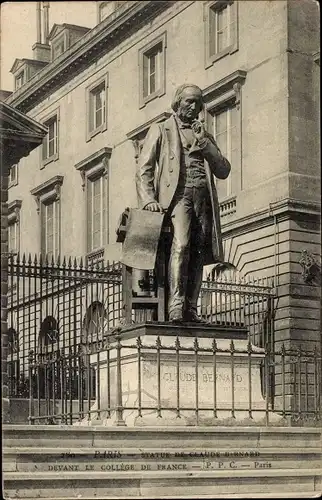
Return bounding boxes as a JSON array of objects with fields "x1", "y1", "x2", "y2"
[
  {"x1": 7, "y1": 327, "x2": 18, "y2": 355},
  {"x1": 83, "y1": 301, "x2": 108, "y2": 344},
  {"x1": 7, "y1": 327, "x2": 20, "y2": 396},
  {"x1": 201, "y1": 262, "x2": 240, "y2": 324},
  {"x1": 210, "y1": 262, "x2": 238, "y2": 281},
  {"x1": 36, "y1": 316, "x2": 59, "y2": 400},
  {"x1": 38, "y1": 316, "x2": 59, "y2": 352}
]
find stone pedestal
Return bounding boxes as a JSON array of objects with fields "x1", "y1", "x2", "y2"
[{"x1": 78, "y1": 323, "x2": 281, "y2": 427}]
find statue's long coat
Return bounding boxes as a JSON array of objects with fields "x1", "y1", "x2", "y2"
[{"x1": 136, "y1": 115, "x2": 231, "y2": 265}]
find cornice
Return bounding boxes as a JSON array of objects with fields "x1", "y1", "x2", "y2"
[
  {"x1": 48, "y1": 23, "x2": 91, "y2": 41},
  {"x1": 222, "y1": 198, "x2": 321, "y2": 238},
  {"x1": 126, "y1": 111, "x2": 172, "y2": 140},
  {"x1": 8, "y1": 200, "x2": 22, "y2": 223},
  {"x1": 0, "y1": 128, "x2": 45, "y2": 143},
  {"x1": 31, "y1": 175, "x2": 64, "y2": 198},
  {"x1": 203, "y1": 70, "x2": 247, "y2": 103},
  {"x1": 75, "y1": 147, "x2": 112, "y2": 172},
  {"x1": 10, "y1": 58, "x2": 48, "y2": 75},
  {"x1": 7, "y1": 1, "x2": 175, "y2": 113},
  {"x1": 31, "y1": 175, "x2": 64, "y2": 213},
  {"x1": 0, "y1": 101, "x2": 47, "y2": 147},
  {"x1": 75, "y1": 146, "x2": 112, "y2": 171},
  {"x1": 75, "y1": 147, "x2": 112, "y2": 190}
]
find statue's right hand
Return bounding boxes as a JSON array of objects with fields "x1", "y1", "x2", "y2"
[{"x1": 144, "y1": 202, "x2": 163, "y2": 212}]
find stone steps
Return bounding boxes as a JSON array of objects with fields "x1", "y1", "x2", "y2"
[
  {"x1": 4, "y1": 469, "x2": 322, "y2": 498},
  {"x1": 4, "y1": 424, "x2": 321, "y2": 448},
  {"x1": 3, "y1": 447, "x2": 322, "y2": 472},
  {"x1": 3, "y1": 494, "x2": 319, "y2": 500},
  {"x1": 3, "y1": 425, "x2": 322, "y2": 499}
]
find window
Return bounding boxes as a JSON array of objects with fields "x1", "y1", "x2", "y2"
[
  {"x1": 213, "y1": 105, "x2": 237, "y2": 199},
  {"x1": 87, "y1": 175, "x2": 108, "y2": 253},
  {"x1": 15, "y1": 71, "x2": 25, "y2": 90},
  {"x1": 37, "y1": 317, "x2": 59, "y2": 399},
  {"x1": 8, "y1": 222, "x2": 18, "y2": 254},
  {"x1": 31, "y1": 175, "x2": 63, "y2": 258},
  {"x1": 86, "y1": 75, "x2": 108, "y2": 141},
  {"x1": 51, "y1": 30, "x2": 69, "y2": 61},
  {"x1": 91, "y1": 83, "x2": 106, "y2": 131},
  {"x1": 75, "y1": 148, "x2": 111, "y2": 259},
  {"x1": 9, "y1": 164, "x2": 18, "y2": 188},
  {"x1": 42, "y1": 112, "x2": 59, "y2": 165},
  {"x1": 144, "y1": 44, "x2": 162, "y2": 97},
  {"x1": 39, "y1": 316, "x2": 59, "y2": 350},
  {"x1": 205, "y1": 1, "x2": 238, "y2": 68},
  {"x1": 7, "y1": 327, "x2": 19, "y2": 397},
  {"x1": 7, "y1": 327, "x2": 18, "y2": 355},
  {"x1": 139, "y1": 32, "x2": 166, "y2": 108},
  {"x1": 41, "y1": 200, "x2": 60, "y2": 259},
  {"x1": 83, "y1": 301, "x2": 108, "y2": 343},
  {"x1": 203, "y1": 70, "x2": 247, "y2": 212},
  {"x1": 52, "y1": 38, "x2": 65, "y2": 60},
  {"x1": 8, "y1": 200, "x2": 22, "y2": 255}
]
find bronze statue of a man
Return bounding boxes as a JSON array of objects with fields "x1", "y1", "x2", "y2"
[{"x1": 136, "y1": 84, "x2": 231, "y2": 323}]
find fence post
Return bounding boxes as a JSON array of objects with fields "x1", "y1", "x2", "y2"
[
  {"x1": 114, "y1": 335, "x2": 126, "y2": 426},
  {"x1": 28, "y1": 350, "x2": 34, "y2": 425}
]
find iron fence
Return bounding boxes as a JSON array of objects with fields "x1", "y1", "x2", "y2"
[
  {"x1": 26, "y1": 332, "x2": 321, "y2": 426},
  {"x1": 199, "y1": 275, "x2": 275, "y2": 349},
  {"x1": 7, "y1": 254, "x2": 275, "y2": 401},
  {"x1": 7, "y1": 254, "x2": 122, "y2": 398}
]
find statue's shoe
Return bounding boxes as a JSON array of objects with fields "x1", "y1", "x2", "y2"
[{"x1": 184, "y1": 311, "x2": 209, "y2": 324}]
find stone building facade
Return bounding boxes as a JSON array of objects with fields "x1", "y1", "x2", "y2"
[{"x1": 4, "y1": 0, "x2": 320, "y2": 360}]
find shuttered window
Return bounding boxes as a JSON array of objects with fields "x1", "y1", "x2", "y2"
[
  {"x1": 86, "y1": 174, "x2": 108, "y2": 253},
  {"x1": 139, "y1": 32, "x2": 166, "y2": 108},
  {"x1": 43, "y1": 115, "x2": 58, "y2": 162},
  {"x1": 213, "y1": 105, "x2": 237, "y2": 199},
  {"x1": 41, "y1": 200, "x2": 60, "y2": 259},
  {"x1": 89, "y1": 82, "x2": 106, "y2": 132},
  {"x1": 86, "y1": 76, "x2": 108, "y2": 141},
  {"x1": 209, "y1": 1, "x2": 237, "y2": 57},
  {"x1": 143, "y1": 43, "x2": 162, "y2": 98},
  {"x1": 8, "y1": 222, "x2": 18, "y2": 254}
]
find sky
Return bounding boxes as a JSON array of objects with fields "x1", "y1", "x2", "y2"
[{"x1": 1, "y1": 1, "x2": 98, "y2": 91}]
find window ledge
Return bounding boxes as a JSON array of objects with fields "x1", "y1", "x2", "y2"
[
  {"x1": 139, "y1": 88, "x2": 166, "y2": 109},
  {"x1": 9, "y1": 180, "x2": 18, "y2": 189},
  {"x1": 41, "y1": 153, "x2": 59, "y2": 168},
  {"x1": 206, "y1": 43, "x2": 238, "y2": 69},
  {"x1": 86, "y1": 123, "x2": 108, "y2": 143}
]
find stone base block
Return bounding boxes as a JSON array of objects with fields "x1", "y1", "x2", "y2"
[{"x1": 80, "y1": 325, "x2": 283, "y2": 427}]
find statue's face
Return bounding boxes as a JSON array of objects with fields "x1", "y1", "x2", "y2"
[{"x1": 177, "y1": 87, "x2": 203, "y2": 123}]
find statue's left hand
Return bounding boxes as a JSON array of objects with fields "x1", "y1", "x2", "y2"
[{"x1": 192, "y1": 120, "x2": 206, "y2": 143}]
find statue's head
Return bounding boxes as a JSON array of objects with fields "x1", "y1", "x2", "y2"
[{"x1": 171, "y1": 84, "x2": 204, "y2": 123}]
